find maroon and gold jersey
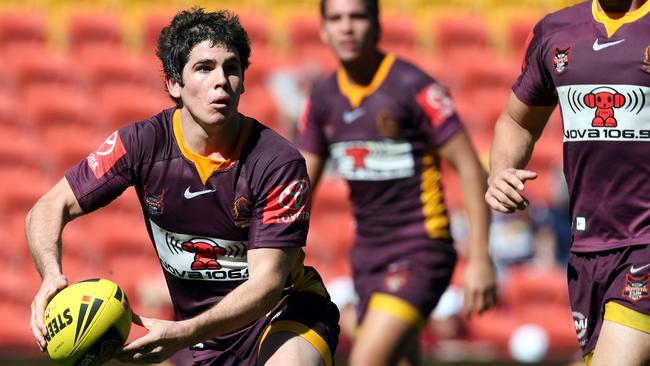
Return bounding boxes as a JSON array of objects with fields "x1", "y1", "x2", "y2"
[
  {"x1": 514, "y1": 0, "x2": 650, "y2": 252},
  {"x1": 66, "y1": 108, "x2": 327, "y2": 322},
  {"x1": 298, "y1": 53, "x2": 463, "y2": 266}
]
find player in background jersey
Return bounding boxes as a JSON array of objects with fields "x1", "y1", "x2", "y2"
[
  {"x1": 485, "y1": 1, "x2": 650, "y2": 365},
  {"x1": 298, "y1": 0, "x2": 497, "y2": 365},
  {"x1": 26, "y1": 9, "x2": 339, "y2": 365}
]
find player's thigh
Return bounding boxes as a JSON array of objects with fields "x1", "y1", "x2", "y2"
[
  {"x1": 258, "y1": 331, "x2": 324, "y2": 366},
  {"x1": 591, "y1": 319, "x2": 650, "y2": 366},
  {"x1": 351, "y1": 307, "x2": 421, "y2": 366}
]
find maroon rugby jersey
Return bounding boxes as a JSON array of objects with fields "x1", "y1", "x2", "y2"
[
  {"x1": 299, "y1": 53, "x2": 463, "y2": 264},
  {"x1": 66, "y1": 108, "x2": 327, "y2": 322},
  {"x1": 514, "y1": 0, "x2": 650, "y2": 252}
]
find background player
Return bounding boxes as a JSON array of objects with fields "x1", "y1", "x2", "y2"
[
  {"x1": 485, "y1": 0, "x2": 650, "y2": 365},
  {"x1": 298, "y1": 0, "x2": 497, "y2": 365},
  {"x1": 26, "y1": 8, "x2": 339, "y2": 365}
]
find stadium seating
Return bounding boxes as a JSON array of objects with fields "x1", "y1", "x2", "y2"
[
  {"x1": 6, "y1": 49, "x2": 79, "y2": 95},
  {"x1": 0, "y1": 11, "x2": 47, "y2": 57},
  {"x1": 67, "y1": 11, "x2": 124, "y2": 56},
  {"x1": 433, "y1": 16, "x2": 489, "y2": 58}
]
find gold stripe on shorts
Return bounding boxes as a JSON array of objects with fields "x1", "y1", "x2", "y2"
[
  {"x1": 604, "y1": 301, "x2": 650, "y2": 333},
  {"x1": 368, "y1": 292, "x2": 426, "y2": 328},
  {"x1": 259, "y1": 320, "x2": 332, "y2": 366}
]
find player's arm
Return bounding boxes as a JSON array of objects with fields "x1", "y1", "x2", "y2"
[
  {"x1": 486, "y1": 92, "x2": 555, "y2": 213},
  {"x1": 118, "y1": 247, "x2": 299, "y2": 363},
  {"x1": 438, "y1": 131, "x2": 496, "y2": 317},
  {"x1": 25, "y1": 177, "x2": 85, "y2": 351},
  {"x1": 301, "y1": 150, "x2": 327, "y2": 190}
]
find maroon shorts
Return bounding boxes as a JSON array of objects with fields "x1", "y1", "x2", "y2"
[
  {"x1": 191, "y1": 291, "x2": 340, "y2": 366},
  {"x1": 351, "y1": 241, "x2": 457, "y2": 326},
  {"x1": 568, "y1": 244, "x2": 650, "y2": 356}
]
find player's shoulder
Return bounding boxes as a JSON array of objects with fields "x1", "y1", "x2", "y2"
[
  {"x1": 310, "y1": 72, "x2": 339, "y2": 101},
  {"x1": 535, "y1": 1, "x2": 592, "y2": 36},
  {"x1": 116, "y1": 107, "x2": 176, "y2": 159},
  {"x1": 243, "y1": 117, "x2": 304, "y2": 170},
  {"x1": 391, "y1": 56, "x2": 434, "y2": 85},
  {"x1": 119, "y1": 108, "x2": 174, "y2": 139}
]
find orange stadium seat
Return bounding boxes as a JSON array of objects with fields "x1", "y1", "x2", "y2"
[
  {"x1": 67, "y1": 12, "x2": 124, "y2": 56},
  {"x1": 77, "y1": 49, "x2": 153, "y2": 93},
  {"x1": 434, "y1": 16, "x2": 490, "y2": 59},
  {"x1": 0, "y1": 92, "x2": 25, "y2": 134},
  {"x1": 6, "y1": 50, "x2": 79, "y2": 95},
  {"x1": 99, "y1": 85, "x2": 172, "y2": 129},
  {"x1": 239, "y1": 85, "x2": 283, "y2": 135},
  {"x1": 379, "y1": 14, "x2": 418, "y2": 59},
  {"x1": 0, "y1": 11, "x2": 47, "y2": 57},
  {"x1": 287, "y1": 14, "x2": 338, "y2": 71},
  {"x1": 140, "y1": 12, "x2": 176, "y2": 55},
  {"x1": 0, "y1": 130, "x2": 44, "y2": 174},
  {"x1": 240, "y1": 12, "x2": 271, "y2": 51},
  {"x1": 507, "y1": 16, "x2": 539, "y2": 59}
]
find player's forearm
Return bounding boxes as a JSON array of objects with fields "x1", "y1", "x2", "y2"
[
  {"x1": 181, "y1": 271, "x2": 285, "y2": 344},
  {"x1": 25, "y1": 178, "x2": 84, "y2": 279},
  {"x1": 458, "y1": 161, "x2": 491, "y2": 260},
  {"x1": 489, "y1": 114, "x2": 536, "y2": 175},
  {"x1": 301, "y1": 150, "x2": 326, "y2": 190},
  {"x1": 25, "y1": 199, "x2": 68, "y2": 279}
]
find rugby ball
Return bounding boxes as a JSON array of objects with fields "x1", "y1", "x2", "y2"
[{"x1": 44, "y1": 278, "x2": 132, "y2": 366}]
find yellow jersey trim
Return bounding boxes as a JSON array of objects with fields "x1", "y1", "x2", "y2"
[
  {"x1": 584, "y1": 351, "x2": 594, "y2": 366},
  {"x1": 289, "y1": 251, "x2": 329, "y2": 297},
  {"x1": 592, "y1": 0, "x2": 650, "y2": 37},
  {"x1": 368, "y1": 293, "x2": 426, "y2": 328},
  {"x1": 603, "y1": 301, "x2": 650, "y2": 333},
  {"x1": 337, "y1": 53, "x2": 396, "y2": 109},
  {"x1": 420, "y1": 149, "x2": 450, "y2": 239},
  {"x1": 172, "y1": 110, "x2": 251, "y2": 185},
  {"x1": 259, "y1": 320, "x2": 333, "y2": 366}
]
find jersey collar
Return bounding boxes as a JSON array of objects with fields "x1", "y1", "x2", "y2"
[
  {"x1": 172, "y1": 109, "x2": 252, "y2": 185},
  {"x1": 337, "y1": 53, "x2": 396, "y2": 109},
  {"x1": 592, "y1": 0, "x2": 650, "y2": 37}
]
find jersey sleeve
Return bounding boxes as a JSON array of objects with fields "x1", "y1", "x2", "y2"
[
  {"x1": 412, "y1": 80, "x2": 465, "y2": 147},
  {"x1": 511, "y1": 19, "x2": 558, "y2": 106},
  {"x1": 64, "y1": 127, "x2": 136, "y2": 213},
  {"x1": 296, "y1": 89, "x2": 329, "y2": 156},
  {"x1": 248, "y1": 159, "x2": 311, "y2": 250}
]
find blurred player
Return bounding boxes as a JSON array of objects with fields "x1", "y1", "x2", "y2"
[
  {"x1": 26, "y1": 8, "x2": 339, "y2": 365},
  {"x1": 485, "y1": 1, "x2": 650, "y2": 365},
  {"x1": 298, "y1": 0, "x2": 497, "y2": 365}
]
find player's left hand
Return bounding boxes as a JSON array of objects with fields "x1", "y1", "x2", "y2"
[
  {"x1": 116, "y1": 313, "x2": 191, "y2": 363},
  {"x1": 462, "y1": 256, "x2": 497, "y2": 318}
]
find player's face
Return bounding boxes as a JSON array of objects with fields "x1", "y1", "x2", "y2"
[
  {"x1": 167, "y1": 40, "x2": 244, "y2": 127},
  {"x1": 320, "y1": 0, "x2": 378, "y2": 63}
]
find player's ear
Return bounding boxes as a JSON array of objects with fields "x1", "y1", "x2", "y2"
[{"x1": 166, "y1": 76, "x2": 182, "y2": 99}]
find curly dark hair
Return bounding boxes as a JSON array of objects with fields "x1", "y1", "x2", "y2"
[{"x1": 157, "y1": 8, "x2": 251, "y2": 105}]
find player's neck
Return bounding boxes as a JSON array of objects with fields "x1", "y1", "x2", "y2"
[
  {"x1": 340, "y1": 50, "x2": 384, "y2": 86},
  {"x1": 597, "y1": 0, "x2": 647, "y2": 14},
  {"x1": 179, "y1": 109, "x2": 243, "y2": 160}
]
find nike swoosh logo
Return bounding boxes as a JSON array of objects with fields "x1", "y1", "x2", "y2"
[
  {"x1": 343, "y1": 108, "x2": 365, "y2": 124},
  {"x1": 592, "y1": 38, "x2": 625, "y2": 51},
  {"x1": 184, "y1": 187, "x2": 216, "y2": 199},
  {"x1": 630, "y1": 263, "x2": 650, "y2": 274}
]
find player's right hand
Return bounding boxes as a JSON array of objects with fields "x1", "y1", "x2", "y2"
[
  {"x1": 31, "y1": 274, "x2": 68, "y2": 351},
  {"x1": 485, "y1": 168, "x2": 537, "y2": 213}
]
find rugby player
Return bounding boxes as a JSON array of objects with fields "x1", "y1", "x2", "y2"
[
  {"x1": 485, "y1": 1, "x2": 650, "y2": 365},
  {"x1": 298, "y1": 0, "x2": 497, "y2": 365},
  {"x1": 26, "y1": 8, "x2": 339, "y2": 365}
]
